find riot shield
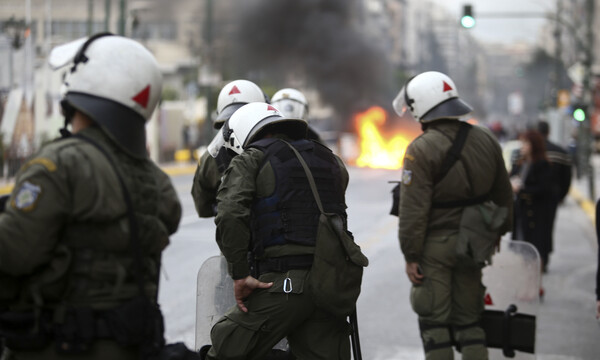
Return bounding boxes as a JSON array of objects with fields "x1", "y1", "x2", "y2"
[
  {"x1": 195, "y1": 255, "x2": 235, "y2": 351},
  {"x1": 194, "y1": 255, "x2": 290, "y2": 356},
  {"x1": 481, "y1": 239, "x2": 540, "y2": 359}
]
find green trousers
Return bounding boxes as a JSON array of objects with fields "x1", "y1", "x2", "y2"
[
  {"x1": 207, "y1": 270, "x2": 351, "y2": 360},
  {"x1": 410, "y1": 234, "x2": 488, "y2": 360}
]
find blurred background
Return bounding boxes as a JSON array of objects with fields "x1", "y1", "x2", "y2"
[{"x1": 0, "y1": 0, "x2": 597, "y2": 190}]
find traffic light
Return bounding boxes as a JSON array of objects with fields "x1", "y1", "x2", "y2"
[
  {"x1": 461, "y1": 5, "x2": 475, "y2": 29},
  {"x1": 572, "y1": 104, "x2": 587, "y2": 122}
]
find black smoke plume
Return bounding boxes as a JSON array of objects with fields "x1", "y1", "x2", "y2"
[{"x1": 226, "y1": 0, "x2": 395, "y2": 130}]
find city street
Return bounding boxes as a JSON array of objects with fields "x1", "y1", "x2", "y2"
[{"x1": 160, "y1": 166, "x2": 600, "y2": 360}]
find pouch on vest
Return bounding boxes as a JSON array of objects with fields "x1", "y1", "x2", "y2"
[
  {"x1": 308, "y1": 212, "x2": 368, "y2": 318},
  {"x1": 457, "y1": 201, "x2": 508, "y2": 267}
]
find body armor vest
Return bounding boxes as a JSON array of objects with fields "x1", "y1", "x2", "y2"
[
  {"x1": 30, "y1": 136, "x2": 168, "y2": 308},
  {"x1": 249, "y1": 138, "x2": 345, "y2": 257}
]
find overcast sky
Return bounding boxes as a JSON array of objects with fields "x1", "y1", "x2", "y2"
[{"x1": 429, "y1": 0, "x2": 557, "y2": 45}]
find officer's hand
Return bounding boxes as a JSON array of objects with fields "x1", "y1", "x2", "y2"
[
  {"x1": 596, "y1": 300, "x2": 600, "y2": 320},
  {"x1": 233, "y1": 276, "x2": 273, "y2": 313},
  {"x1": 406, "y1": 262, "x2": 424, "y2": 285}
]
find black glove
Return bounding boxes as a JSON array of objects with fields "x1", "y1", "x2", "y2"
[{"x1": 389, "y1": 182, "x2": 400, "y2": 217}]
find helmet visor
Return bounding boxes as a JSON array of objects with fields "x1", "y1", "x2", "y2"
[
  {"x1": 215, "y1": 103, "x2": 244, "y2": 127},
  {"x1": 48, "y1": 37, "x2": 88, "y2": 70},
  {"x1": 421, "y1": 97, "x2": 473, "y2": 122},
  {"x1": 392, "y1": 87, "x2": 409, "y2": 117},
  {"x1": 207, "y1": 128, "x2": 226, "y2": 158},
  {"x1": 272, "y1": 99, "x2": 307, "y2": 119}
]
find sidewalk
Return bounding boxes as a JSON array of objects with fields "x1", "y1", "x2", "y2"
[{"x1": 569, "y1": 153, "x2": 600, "y2": 223}]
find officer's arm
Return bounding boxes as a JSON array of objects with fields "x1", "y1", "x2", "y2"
[
  {"x1": 191, "y1": 151, "x2": 221, "y2": 218},
  {"x1": 215, "y1": 150, "x2": 261, "y2": 280},
  {"x1": 0, "y1": 158, "x2": 70, "y2": 276},
  {"x1": 156, "y1": 167, "x2": 182, "y2": 235},
  {"x1": 398, "y1": 143, "x2": 432, "y2": 263}
]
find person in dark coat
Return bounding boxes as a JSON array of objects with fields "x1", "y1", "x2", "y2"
[
  {"x1": 510, "y1": 129, "x2": 553, "y2": 296},
  {"x1": 595, "y1": 199, "x2": 600, "y2": 319},
  {"x1": 537, "y1": 121, "x2": 572, "y2": 272}
]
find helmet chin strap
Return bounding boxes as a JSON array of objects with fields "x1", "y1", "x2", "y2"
[{"x1": 59, "y1": 99, "x2": 75, "y2": 138}]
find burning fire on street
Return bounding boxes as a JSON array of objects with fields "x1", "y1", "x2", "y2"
[{"x1": 354, "y1": 106, "x2": 419, "y2": 170}]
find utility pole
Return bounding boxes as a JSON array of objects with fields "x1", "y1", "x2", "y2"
[
  {"x1": 553, "y1": 0, "x2": 562, "y2": 107},
  {"x1": 118, "y1": 0, "x2": 126, "y2": 36},
  {"x1": 581, "y1": 0, "x2": 595, "y2": 200},
  {"x1": 105, "y1": 0, "x2": 111, "y2": 32},
  {"x1": 201, "y1": 0, "x2": 214, "y2": 145},
  {"x1": 87, "y1": 0, "x2": 94, "y2": 36}
]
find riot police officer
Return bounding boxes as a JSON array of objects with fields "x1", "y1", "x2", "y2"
[
  {"x1": 271, "y1": 87, "x2": 322, "y2": 142},
  {"x1": 206, "y1": 102, "x2": 352, "y2": 360},
  {"x1": 191, "y1": 79, "x2": 268, "y2": 217},
  {"x1": 392, "y1": 71, "x2": 513, "y2": 360},
  {"x1": 0, "y1": 34, "x2": 181, "y2": 359}
]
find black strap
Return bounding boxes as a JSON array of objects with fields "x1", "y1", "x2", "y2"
[
  {"x1": 434, "y1": 121, "x2": 471, "y2": 184},
  {"x1": 431, "y1": 122, "x2": 491, "y2": 208}
]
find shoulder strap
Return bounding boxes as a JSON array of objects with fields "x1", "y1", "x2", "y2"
[
  {"x1": 73, "y1": 134, "x2": 147, "y2": 297},
  {"x1": 434, "y1": 122, "x2": 472, "y2": 184},
  {"x1": 281, "y1": 140, "x2": 325, "y2": 214}
]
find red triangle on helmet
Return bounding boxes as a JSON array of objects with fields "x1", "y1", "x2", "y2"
[
  {"x1": 229, "y1": 85, "x2": 241, "y2": 95},
  {"x1": 267, "y1": 105, "x2": 278, "y2": 112},
  {"x1": 132, "y1": 85, "x2": 151, "y2": 108},
  {"x1": 484, "y1": 293, "x2": 494, "y2": 306},
  {"x1": 442, "y1": 81, "x2": 453, "y2": 92}
]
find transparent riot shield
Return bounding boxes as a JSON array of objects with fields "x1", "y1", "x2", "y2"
[
  {"x1": 482, "y1": 239, "x2": 540, "y2": 359},
  {"x1": 195, "y1": 255, "x2": 234, "y2": 351},
  {"x1": 194, "y1": 255, "x2": 290, "y2": 355}
]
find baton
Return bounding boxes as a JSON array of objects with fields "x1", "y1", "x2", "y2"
[{"x1": 350, "y1": 310, "x2": 363, "y2": 360}]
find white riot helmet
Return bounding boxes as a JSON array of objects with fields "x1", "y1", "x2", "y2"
[
  {"x1": 271, "y1": 88, "x2": 309, "y2": 120},
  {"x1": 222, "y1": 102, "x2": 307, "y2": 154},
  {"x1": 215, "y1": 79, "x2": 268, "y2": 129},
  {"x1": 49, "y1": 33, "x2": 162, "y2": 158},
  {"x1": 392, "y1": 71, "x2": 472, "y2": 123}
]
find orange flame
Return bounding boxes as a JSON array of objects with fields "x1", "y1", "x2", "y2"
[{"x1": 355, "y1": 106, "x2": 415, "y2": 170}]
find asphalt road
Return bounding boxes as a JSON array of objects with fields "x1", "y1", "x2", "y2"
[{"x1": 160, "y1": 166, "x2": 600, "y2": 359}]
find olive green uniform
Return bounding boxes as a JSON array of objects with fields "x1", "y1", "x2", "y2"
[
  {"x1": 0, "y1": 127, "x2": 181, "y2": 359},
  {"x1": 191, "y1": 151, "x2": 221, "y2": 218},
  {"x1": 398, "y1": 120, "x2": 513, "y2": 360},
  {"x1": 207, "y1": 137, "x2": 351, "y2": 360}
]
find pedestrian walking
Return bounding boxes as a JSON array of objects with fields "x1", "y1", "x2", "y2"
[
  {"x1": 537, "y1": 120, "x2": 572, "y2": 272},
  {"x1": 510, "y1": 129, "x2": 553, "y2": 297}
]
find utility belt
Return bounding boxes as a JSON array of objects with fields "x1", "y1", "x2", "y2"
[
  {"x1": 255, "y1": 255, "x2": 314, "y2": 276},
  {"x1": 0, "y1": 296, "x2": 164, "y2": 354}
]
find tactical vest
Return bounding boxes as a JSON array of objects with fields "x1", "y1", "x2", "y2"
[
  {"x1": 21, "y1": 135, "x2": 168, "y2": 310},
  {"x1": 249, "y1": 138, "x2": 345, "y2": 257}
]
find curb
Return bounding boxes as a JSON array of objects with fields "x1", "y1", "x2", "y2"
[
  {"x1": 569, "y1": 186, "x2": 595, "y2": 224},
  {"x1": 0, "y1": 163, "x2": 198, "y2": 196},
  {"x1": 0, "y1": 184, "x2": 12, "y2": 196}
]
